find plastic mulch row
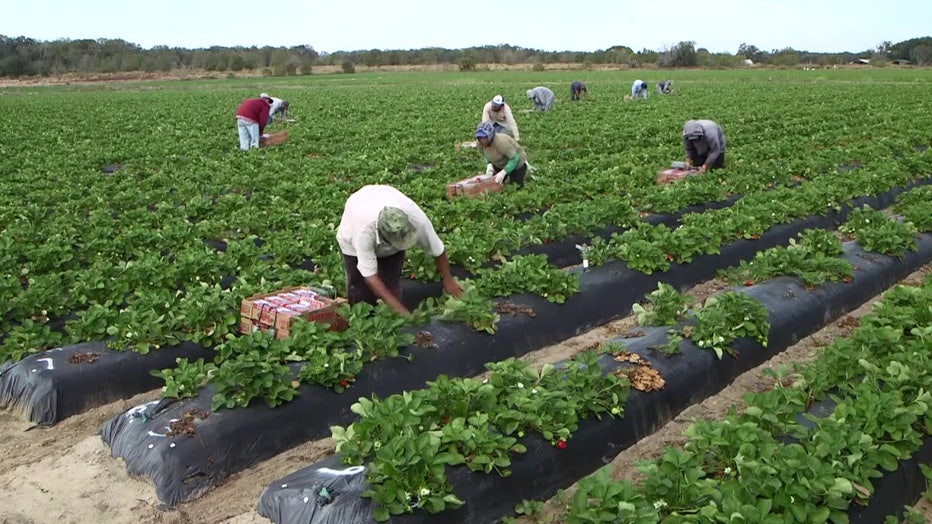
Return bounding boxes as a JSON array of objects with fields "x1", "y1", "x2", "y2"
[
  {"x1": 256, "y1": 234, "x2": 932, "y2": 523},
  {"x1": 100, "y1": 187, "x2": 925, "y2": 507}
]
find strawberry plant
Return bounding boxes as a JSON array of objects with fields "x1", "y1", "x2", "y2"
[
  {"x1": 839, "y1": 206, "x2": 918, "y2": 257},
  {"x1": 688, "y1": 292, "x2": 770, "y2": 359},
  {"x1": 0, "y1": 319, "x2": 64, "y2": 363},
  {"x1": 175, "y1": 283, "x2": 239, "y2": 347},
  {"x1": 631, "y1": 282, "x2": 691, "y2": 327},
  {"x1": 340, "y1": 302, "x2": 415, "y2": 360},
  {"x1": 210, "y1": 331, "x2": 298, "y2": 410},
  {"x1": 474, "y1": 254, "x2": 580, "y2": 304},
  {"x1": 151, "y1": 357, "x2": 216, "y2": 399},
  {"x1": 292, "y1": 321, "x2": 365, "y2": 393},
  {"x1": 894, "y1": 185, "x2": 932, "y2": 232}
]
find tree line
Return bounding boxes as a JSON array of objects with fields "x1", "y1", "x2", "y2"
[{"x1": 1, "y1": 35, "x2": 930, "y2": 78}]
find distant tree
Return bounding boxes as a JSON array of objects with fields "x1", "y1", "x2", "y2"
[
  {"x1": 889, "y1": 36, "x2": 932, "y2": 61},
  {"x1": 737, "y1": 42, "x2": 764, "y2": 62},
  {"x1": 458, "y1": 54, "x2": 476, "y2": 71},
  {"x1": 771, "y1": 48, "x2": 800, "y2": 67},
  {"x1": 341, "y1": 58, "x2": 355, "y2": 73},
  {"x1": 910, "y1": 44, "x2": 932, "y2": 65},
  {"x1": 657, "y1": 41, "x2": 697, "y2": 67},
  {"x1": 637, "y1": 48, "x2": 658, "y2": 65}
]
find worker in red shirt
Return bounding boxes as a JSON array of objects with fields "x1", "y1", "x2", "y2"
[{"x1": 235, "y1": 97, "x2": 271, "y2": 150}]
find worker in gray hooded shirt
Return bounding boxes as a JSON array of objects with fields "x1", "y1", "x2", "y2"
[
  {"x1": 526, "y1": 86, "x2": 555, "y2": 111},
  {"x1": 682, "y1": 120, "x2": 726, "y2": 172}
]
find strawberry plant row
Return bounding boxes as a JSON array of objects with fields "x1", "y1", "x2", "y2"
[
  {"x1": 543, "y1": 273, "x2": 932, "y2": 523},
  {"x1": 98, "y1": 186, "x2": 930, "y2": 507},
  {"x1": 3, "y1": 176, "x2": 926, "y2": 427},
  {"x1": 4, "y1": 76, "x2": 930, "y2": 361},
  {"x1": 256, "y1": 233, "x2": 932, "y2": 523}
]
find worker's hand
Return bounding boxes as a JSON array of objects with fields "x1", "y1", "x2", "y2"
[
  {"x1": 494, "y1": 170, "x2": 507, "y2": 184},
  {"x1": 485, "y1": 163, "x2": 496, "y2": 176},
  {"x1": 698, "y1": 165, "x2": 708, "y2": 173},
  {"x1": 442, "y1": 277, "x2": 464, "y2": 298}
]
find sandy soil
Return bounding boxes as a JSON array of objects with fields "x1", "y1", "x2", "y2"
[{"x1": 0, "y1": 268, "x2": 928, "y2": 524}]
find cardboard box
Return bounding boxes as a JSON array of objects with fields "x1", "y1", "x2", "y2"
[
  {"x1": 447, "y1": 173, "x2": 504, "y2": 199},
  {"x1": 260, "y1": 131, "x2": 289, "y2": 148},
  {"x1": 656, "y1": 167, "x2": 701, "y2": 185},
  {"x1": 240, "y1": 286, "x2": 348, "y2": 339}
]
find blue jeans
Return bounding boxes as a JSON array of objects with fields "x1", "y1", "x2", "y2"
[{"x1": 237, "y1": 117, "x2": 260, "y2": 150}]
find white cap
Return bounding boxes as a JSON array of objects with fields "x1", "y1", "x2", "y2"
[
  {"x1": 491, "y1": 95, "x2": 504, "y2": 106},
  {"x1": 260, "y1": 92, "x2": 270, "y2": 99}
]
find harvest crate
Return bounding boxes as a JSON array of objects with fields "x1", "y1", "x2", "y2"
[
  {"x1": 260, "y1": 131, "x2": 289, "y2": 148},
  {"x1": 656, "y1": 167, "x2": 701, "y2": 185},
  {"x1": 446, "y1": 173, "x2": 503, "y2": 199},
  {"x1": 240, "y1": 286, "x2": 347, "y2": 339}
]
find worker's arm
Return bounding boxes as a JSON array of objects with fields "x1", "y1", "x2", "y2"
[{"x1": 363, "y1": 275, "x2": 409, "y2": 315}]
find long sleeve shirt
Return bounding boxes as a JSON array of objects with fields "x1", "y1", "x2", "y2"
[
  {"x1": 478, "y1": 133, "x2": 527, "y2": 173},
  {"x1": 683, "y1": 120, "x2": 726, "y2": 168},
  {"x1": 632, "y1": 80, "x2": 648, "y2": 98},
  {"x1": 481, "y1": 102, "x2": 520, "y2": 141},
  {"x1": 236, "y1": 98, "x2": 270, "y2": 135},
  {"x1": 526, "y1": 87, "x2": 555, "y2": 111}
]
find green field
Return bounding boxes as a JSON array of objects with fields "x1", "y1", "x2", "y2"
[
  {"x1": 2, "y1": 67, "x2": 932, "y2": 522},
  {"x1": 2, "y1": 68, "x2": 931, "y2": 360}
]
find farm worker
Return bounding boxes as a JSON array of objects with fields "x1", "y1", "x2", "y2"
[
  {"x1": 570, "y1": 81, "x2": 590, "y2": 101},
  {"x1": 475, "y1": 122, "x2": 529, "y2": 187},
  {"x1": 631, "y1": 80, "x2": 649, "y2": 99},
  {"x1": 337, "y1": 185, "x2": 463, "y2": 316},
  {"x1": 235, "y1": 97, "x2": 271, "y2": 150},
  {"x1": 260, "y1": 93, "x2": 290, "y2": 125},
  {"x1": 657, "y1": 80, "x2": 673, "y2": 94},
  {"x1": 481, "y1": 95, "x2": 520, "y2": 140},
  {"x1": 682, "y1": 120, "x2": 727, "y2": 172},
  {"x1": 526, "y1": 86, "x2": 555, "y2": 111}
]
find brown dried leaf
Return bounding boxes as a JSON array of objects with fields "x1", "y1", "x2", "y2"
[{"x1": 616, "y1": 364, "x2": 665, "y2": 392}]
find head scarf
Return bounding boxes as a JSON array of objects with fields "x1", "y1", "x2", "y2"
[
  {"x1": 683, "y1": 120, "x2": 704, "y2": 140},
  {"x1": 475, "y1": 121, "x2": 496, "y2": 139}
]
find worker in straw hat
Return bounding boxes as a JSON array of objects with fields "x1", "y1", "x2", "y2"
[
  {"x1": 337, "y1": 185, "x2": 463, "y2": 315},
  {"x1": 481, "y1": 94, "x2": 520, "y2": 140}
]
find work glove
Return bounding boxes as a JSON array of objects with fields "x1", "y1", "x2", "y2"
[
  {"x1": 526, "y1": 161, "x2": 537, "y2": 173},
  {"x1": 494, "y1": 170, "x2": 507, "y2": 184},
  {"x1": 485, "y1": 163, "x2": 495, "y2": 176}
]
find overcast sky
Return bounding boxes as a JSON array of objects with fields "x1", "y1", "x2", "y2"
[{"x1": 3, "y1": 0, "x2": 928, "y2": 54}]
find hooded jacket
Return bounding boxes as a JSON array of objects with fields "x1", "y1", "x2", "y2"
[{"x1": 682, "y1": 120, "x2": 726, "y2": 167}]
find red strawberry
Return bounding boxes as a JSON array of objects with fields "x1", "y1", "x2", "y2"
[
  {"x1": 666, "y1": 254, "x2": 674, "y2": 261},
  {"x1": 557, "y1": 440, "x2": 567, "y2": 449},
  {"x1": 340, "y1": 379, "x2": 349, "y2": 388},
  {"x1": 745, "y1": 280, "x2": 754, "y2": 287},
  {"x1": 410, "y1": 273, "x2": 416, "y2": 280},
  {"x1": 844, "y1": 277, "x2": 852, "y2": 283}
]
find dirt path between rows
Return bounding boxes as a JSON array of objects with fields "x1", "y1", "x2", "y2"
[{"x1": 0, "y1": 267, "x2": 928, "y2": 524}]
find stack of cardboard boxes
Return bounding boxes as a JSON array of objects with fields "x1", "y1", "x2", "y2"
[{"x1": 240, "y1": 286, "x2": 347, "y2": 339}]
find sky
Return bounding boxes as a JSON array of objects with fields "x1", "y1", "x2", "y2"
[{"x1": 2, "y1": 0, "x2": 929, "y2": 55}]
